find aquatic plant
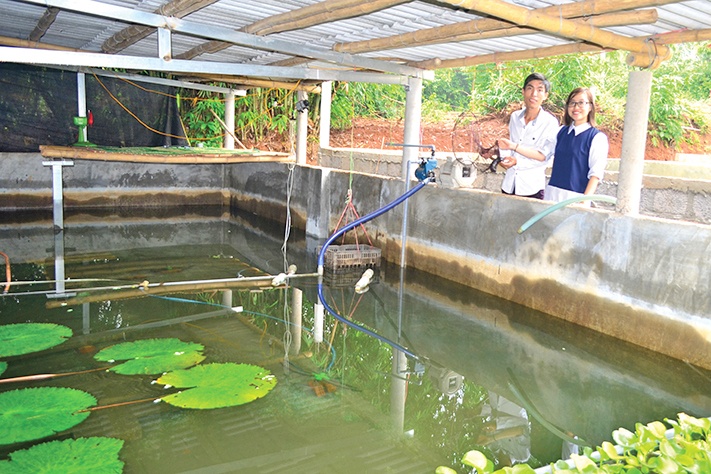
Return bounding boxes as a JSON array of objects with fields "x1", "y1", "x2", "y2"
[
  {"x1": 0, "y1": 323, "x2": 72, "y2": 358},
  {"x1": 93, "y1": 338, "x2": 206, "y2": 375},
  {"x1": 0, "y1": 387, "x2": 96, "y2": 445},
  {"x1": 436, "y1": 413, "x2": 711, "y2": 473},
  {"x1": 0, "y1": 437, "x2": 124, "y2": 473},
  {"x1": 156, "y1": 362, "x2": 277, "y2": 409}
]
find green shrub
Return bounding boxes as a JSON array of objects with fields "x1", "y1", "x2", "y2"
[{"x1": 436, "y1": 413, "x2": 711, "y2": 474}]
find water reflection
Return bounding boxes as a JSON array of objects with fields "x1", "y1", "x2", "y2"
[{"x1": 1, "y1": 209, "x2": 710, "y2": 473}]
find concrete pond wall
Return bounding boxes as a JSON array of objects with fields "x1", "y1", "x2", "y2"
[
  {"x1": 319, "y1": 147, "x2": 711, "y2": 225},
  {"x1": 2, "y1": 152, "x2": 710, "y2": 369}
]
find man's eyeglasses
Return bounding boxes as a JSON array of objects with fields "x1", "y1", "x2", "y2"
[{"x1": 568, "y1": 101, "x2": 590, "y2": 108}]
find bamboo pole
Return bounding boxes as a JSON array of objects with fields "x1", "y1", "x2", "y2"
[
  {"x1": 28, "y1": 7, "x2": 60, "y2": 42},
  {"x1": 650, "y1": 28, "x2": 711, "y2": 44},
  {"x1": 209, "y1": 109, "x2": 248, "y2": 150},
  {"x1": 45, "y1": 273, "x2": 318, "y2": 308},
  {"x1": 102, "y1": 0, "x2": 218, "y2": 53},
  {"x1": 39, "y1": 145, "x2": 293, "y2": 164},
  {"x1": 244, "y1": 0, "x2": 409, "y2": 36},
  {"x1": 0, "y1": 34, "x2": 80, "y2": 51},
  {"x1": 180, "y1": 74, "x2": 321, "y2": 93},
  {"x1": 335, "y1": 0, "x2": 678, "y2": 54},
  {"x1": 411, "y1": 42, "x2": 606, "y2": 69},
  {"x1": 410, "y1": 27, "x2": 711, "y2": 70},
  {"x1": 176, "y1": 0, "x2": 408, "y2": 60},
  {"x1": 436, "y1": 0, "x2": 670, "y2": 68},
  {"x1": 382, "y1": 9, "x2": 658, "y2": 51}
]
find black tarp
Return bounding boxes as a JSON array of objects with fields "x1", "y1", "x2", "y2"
[{"x1": 0, "y1": 63, "x2": 186, "y2": 152}]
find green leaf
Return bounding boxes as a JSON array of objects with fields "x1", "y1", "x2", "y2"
[
  {"x1": 599, "y1": 441, "x2": 622, "y2": 460},
  {"x1": 0, "y1": 323, "x2": 72, "y2": 358},
  {"x1": 0, "y1": 387, "x2": 96, "y2": 445},
  {"x1": 612, "y1": 427, "x2": 637, "y2": 447},
  {"x1": 508, "y1": 465, "x2": 537, "y2": 473},
  {"x1": 0, "y1": 437, "x2": 124, "y2": 473},
  {"x1": 0, "y1": 362, "x2": 6, "y2": 377},
  {"x1": 678, "y1": 413, "x2": 711, "y2": 433},
  {"x1": 571, "y1": 453, "x2": 598, "y2": 473},
  {"x1": 647, "y1": 455, "x2": 682, "y2": 474},
  {"x1": 646, "y1": 421, "x2": 668, "y2": 439},
  {"x1": 156, "y1": 363, "x2": 277, "y2": 409},
  {"x1": 94, "y1": 338, "x2": 206, "y2": 375},
  {"x1": 434, "y1": 467, "x2": 458, "y2": 474},
  {"x1": 462, "y1": 450, "x2": 494, "y2": 472}
]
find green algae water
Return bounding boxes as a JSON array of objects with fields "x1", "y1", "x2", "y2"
[{"x1": 1, "y1": 208, "x2": 709, "y2": 473}]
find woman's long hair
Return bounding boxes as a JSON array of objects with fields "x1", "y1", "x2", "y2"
[{"x1": 563, "y1": 87, "x2": 597, "y2": 127}]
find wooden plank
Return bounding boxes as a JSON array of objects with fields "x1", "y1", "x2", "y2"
[{"x1": 39, "y1": 145, "x2": 294, "y2": 164}]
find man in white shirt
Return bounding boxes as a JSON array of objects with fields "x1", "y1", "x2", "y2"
[{"x1": 497, "y1": 73, "x2": 559, "y2": 200}]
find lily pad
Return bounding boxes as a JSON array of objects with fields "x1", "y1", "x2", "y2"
[
  {"x1": 0, "y1": 387, "x2": 96, "y2": 445},
  {"x1": 156, "y1": 363, "x2": 277, "y2": 409},
  {"x1": 0, "y1": 323, "x2": 72, "y2": 358},
  {"x1": 94, "y1": 338, "x2": 206, "y2": 375},
  {"x1": 0, "y1": 436, "x2": 124, "y2": 473}
]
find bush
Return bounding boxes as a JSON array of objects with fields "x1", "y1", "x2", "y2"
[{"x1": 436, "y1": 413, "x2": 711, "y2": 474}]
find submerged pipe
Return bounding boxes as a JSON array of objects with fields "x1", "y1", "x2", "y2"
[{"x1": 317, "y1": 176, "x2": 434, "y2": 360}]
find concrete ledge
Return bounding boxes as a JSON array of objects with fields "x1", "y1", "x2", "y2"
[
  {"x1": 2, "y1": 153, "x2": 710, "y2": 369},
  {"x1": 320, "y1": 148, "x2": 711, "y2": 225}
]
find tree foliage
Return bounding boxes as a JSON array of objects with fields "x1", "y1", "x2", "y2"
[
  {"x1": 443, "y1": 42, "x2": 711, "y2": 148},
  {"x1": 177, "y1": 42, "x2": 710, "y2": 149}
]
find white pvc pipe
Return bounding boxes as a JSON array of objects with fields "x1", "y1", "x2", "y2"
[
  {"x1": 313, "y1": 302, "x2": 324, "y2": 343},
  {"x1": 617, "y1": 70, "x2": 653, "y2": 215},
  {"x1": 319, "y1": 81, "x2": 332, "y2": 148},
  {"x1": 224, "y1": 91, "x2": 235, "y2": 149},
  {"x1": 296, "y1": 90, "x2": 308, "y2": 165},
  {"x1": 77, "y1": 72, "x2": 87, "y2": 142},
  {"x1": 402, "y1": 76, "x2": 423, "y2": 180}
]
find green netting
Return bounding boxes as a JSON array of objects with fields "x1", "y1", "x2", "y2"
[{"x1": 0, "y1": 63, "x2": 187, "y2": 152}]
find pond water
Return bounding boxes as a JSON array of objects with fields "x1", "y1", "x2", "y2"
[{"x1": 1, "y1": 207, "x2": 710, "y2": 473}]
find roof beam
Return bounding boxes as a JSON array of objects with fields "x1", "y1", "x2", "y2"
[
  {"x1": 435, "y1": 0, "x2": 671, "y2": 68},
  {"x1": 15, "y1": 0, "x2": 427, "y2": 77},
  {"x1": 178, "y1": 74, "x2": 323, "y2": 93},
  {"x1": 0, "y1": 34, "x2": 79, "y2": 51},
  {"x1": 103, "y1": 0, "x2": 218, "y2": 54},
  {"x1": 177, "y1": 0, "x2": 408, "y2": 60},
  {"x1": 28, "y1": 7, "x2": 60, "y2": 42},
  {"x1": 337, "y1": 0, "x2": 675, "y2": 53},
  {"x1": 0, "y1": 46, "x2": 413, "y2": 84},
  {"x1": 406, "y1": 9, "x2": 658, "y2": 68},
  {"x1": 410, "y1": 28, "x2": 711, "y2": 69}
]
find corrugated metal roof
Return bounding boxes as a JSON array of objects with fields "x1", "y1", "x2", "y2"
[{"x1": 0, "y1": 0, "x2": 710, "y2": 87}]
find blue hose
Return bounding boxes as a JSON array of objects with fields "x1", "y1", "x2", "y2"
[
  {"x1": 317, "y1": 176, "x2": 434, "y2": 360},
  {"x1": 318, "y1": 178, "x2": 432, "y2": 269}
]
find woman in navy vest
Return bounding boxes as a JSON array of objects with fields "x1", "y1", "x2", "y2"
[{"x1": 545, "y1": 88, "x2": 608, "y2": 204}]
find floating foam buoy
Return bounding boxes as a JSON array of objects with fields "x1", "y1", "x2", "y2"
[{"x1": 354, "y1": 268, "x2": 375, "y2": 294}]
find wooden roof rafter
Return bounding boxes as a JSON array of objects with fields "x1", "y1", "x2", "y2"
[
  {"x1": 102, "y1": 0, "x2": 219, "y2": 53},
  {"x1": 28, "y1": 7, "x2": 59, "y2": 42},
  {"x1": 175, "y1": 0, "x2": 409, "y2": 60},
  {"x1": 336, "y1": 0, "x2": 678, "y2": 54},
  {"x1": 436, "y1": 0, "x2": 672, "y2": 68},
  {"x1": 410, "y1": 27, "x2": 711, "y2": 69}
]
